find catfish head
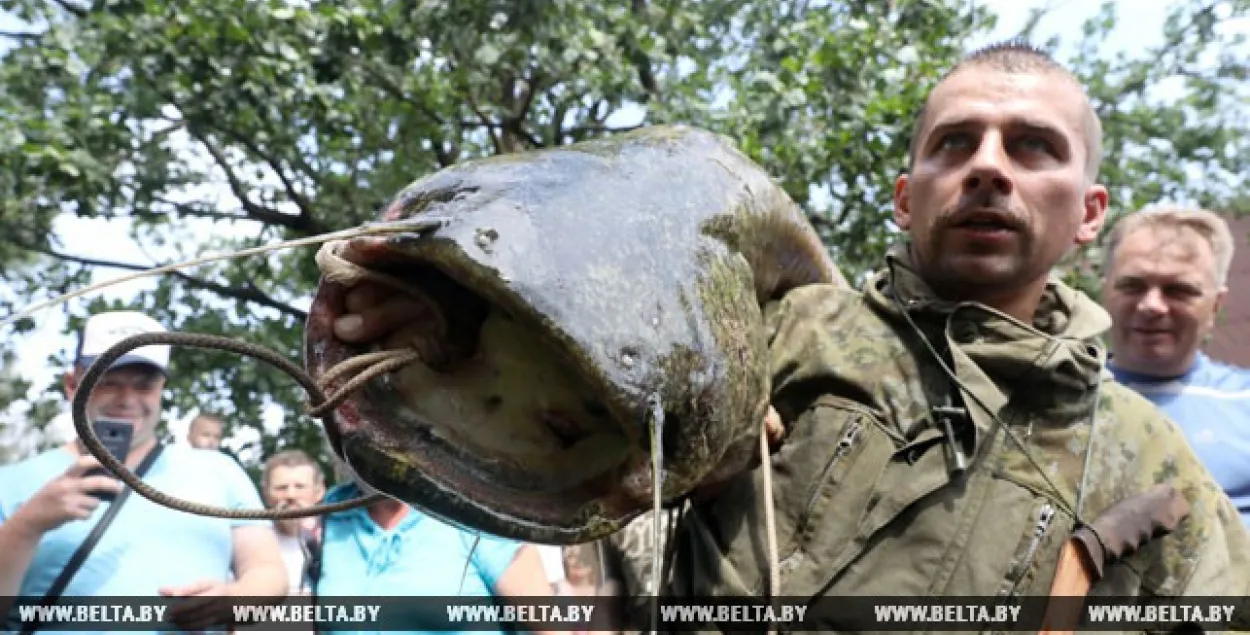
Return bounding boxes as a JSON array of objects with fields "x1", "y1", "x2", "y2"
[{"x1": 303, "y1": 125, "x2": 841, "y2": 544}]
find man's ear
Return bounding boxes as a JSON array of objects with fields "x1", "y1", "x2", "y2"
[
  {"x1": 1211, "y1": 285, "x2": 1229, "y2": 328},
  {"x1": 63, "y1": 368, "x2": 81, "y2": 401},
  {"x1": 893, "y1": 174, "x2": 912, "y2": 230},
  {"x1": 1075, "y1": 184, "x2": 1109, "y2": 245}
]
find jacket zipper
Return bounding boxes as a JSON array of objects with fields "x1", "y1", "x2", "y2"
[
  {"x1": 801, "y1": 420, "x2": 866, "y2": 528},
  {"x1": 1006, "y1": 502, "x2": 1056, "y2": 597}
]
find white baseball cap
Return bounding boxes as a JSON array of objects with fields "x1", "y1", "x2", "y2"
[{"x1": 75, "y1": 311, "x2": 170, "y2": 374}]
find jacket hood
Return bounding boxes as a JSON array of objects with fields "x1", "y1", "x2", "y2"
[{"x1": 866, "y1": 242, "x2": 1112, "y2": 344}]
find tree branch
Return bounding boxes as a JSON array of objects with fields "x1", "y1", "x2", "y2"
[
  {"x1": 628, "y1": 0, "x2": 660, "y2": 102},
  {"x1": 515, "y1": 73, "x2": 540, "y2": 122},
  {"x1": 134, "y1": 200, "x2": 268, "y2": 224},
  {"x1": 209, "y1": 120, "x2": 323, "y2": 233},
  {"x1": 549, "y1": 95, "x2": 569, "y2": 146},
  {"x1": 232, "y1": 92, "x2": 322, "y2": 204},
  {"x1": 50, "y1": 0, "x2": 86, "y2": 18},
  {"x1": 178, "y1": 272, "x2": 305, "y2": 321},
  {"x1": 148, "y1": 48, "x2": 324, "y2": 190},
  {"x1": 191, "y1": 131, "x2": 313, "y2": 231},
  {"x1": 0, "y1": 30, "x2": 40, "y2": 40},
  {"x1": 361, "y1": 63, "x2": 447, "y2": 126},
  {"x1": 140, "y1": 81, "x2": 318, "y2": 234},
  {"x1": 360, "y1": 63, "x2": 463, "y2": 167},
  {"x1": 503, "y1": 118, "x2": 544, "y2": 150},
  {"x1": 465, "y1": 91, "x2": 504, "y2": 154},
  {"x1": 499, "y1": 71, "x2": 544, "y2": 150},
  {"x1": 138, "y1": 120, "x2": 187, "y2": 150}
]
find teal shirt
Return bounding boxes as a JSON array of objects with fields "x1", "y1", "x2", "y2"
[
  {"x1": 1111, "y1": 352, "x2": 1250, "y2": 528},
  {"x1": 313, "y1": 482, "x2": 524, "y2": 635},
  {"x1": 0, "y1": 444, "x2": 268, "y2": 634}
]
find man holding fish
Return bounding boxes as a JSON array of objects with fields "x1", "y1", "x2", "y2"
[{"x1": 327, "y1": 40, "x2": 1249, "y2": 629}]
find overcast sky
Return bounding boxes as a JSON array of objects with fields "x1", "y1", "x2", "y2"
[{"x1": 1, "y1": 0, "x2": 1241, "y2": 453}]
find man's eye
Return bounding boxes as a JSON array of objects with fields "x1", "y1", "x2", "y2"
[
  {"x1": 1165, "y1": 284, "x2": 1202, "y2": 299},
  {"x1": 937, "y1": 133, "x2": 974, "y2": 151},
  {"x1": 1015, "y1": 136, "x2": 1053, "y2": 154}
]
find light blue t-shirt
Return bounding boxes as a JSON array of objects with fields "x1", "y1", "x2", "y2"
[
  {"x1": 1111, "y1": 352, "x2": 1250, "y2": 528},
  {"x1": 0, "y1": 443, "x2": 268, "y2": 633},
  {"x1": 313, "y1": 483, "x2": 525, "y2": 635}
]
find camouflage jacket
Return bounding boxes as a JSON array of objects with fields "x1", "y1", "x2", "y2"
[
  {"x1": 602, "y1": 507, "x2": 681, "y2": 597},
  {"x1": 665, "y1": 245, "x2": 1250, "y2": 632}
]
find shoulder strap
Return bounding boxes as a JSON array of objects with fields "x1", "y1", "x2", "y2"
[
  {"x1": 20, "y1": 444, "x2": 165, "y2": 635},
  {"x1": 302, "y1": 520, "x2": 325, "y2": 635},
  {"x1": 301, "y1": 521, "x2": 324, "y2": 592}
]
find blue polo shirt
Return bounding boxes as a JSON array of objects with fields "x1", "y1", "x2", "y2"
[
  {"x1": 313, "y1": 483, "x2": 524, "y2": 635},
  {"x1": 1111, "y1": 352, "x2": 1250, "y2": 528},
  {"x1": 0, "y1": 444, "x2": 268, "y2": 634}
]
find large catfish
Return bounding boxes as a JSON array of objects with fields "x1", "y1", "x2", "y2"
[{"x1": 303, "y1": 125, "x2": 843, "y2": 545}]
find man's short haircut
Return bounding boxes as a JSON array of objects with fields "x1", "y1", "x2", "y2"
[
  {"x1": 189, "y1": 412, "x2": 224, "y2": 430},
  {"x1": 906, "y1": 39, "x2": 1104, "y2": 181},
  {"x1": 1103, "y1": 206, "x2": 1236, "y2": 287},
  {"x1": 262, "y1": 448, "x2": 325, "y2": 489}
]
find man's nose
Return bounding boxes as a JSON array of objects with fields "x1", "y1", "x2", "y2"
[
  {"x1": 963, "y1": 133, "x2": 1013, "y2": 195},
  {"x1": 113, "y1": 385, "x2": 144, "y2": 407},
  {"x1": 1136, "y1": 288, "x2": 1168, "y2": 315}
]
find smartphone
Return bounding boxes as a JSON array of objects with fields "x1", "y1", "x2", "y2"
[{"x1": 84, "y1": 418, "x2": 133, "y2": 502}]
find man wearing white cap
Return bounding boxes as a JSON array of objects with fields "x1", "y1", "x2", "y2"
[{"x1": 0, "y1": 310, "x2": 287, "y2": 632}]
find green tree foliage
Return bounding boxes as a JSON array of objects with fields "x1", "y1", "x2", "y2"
[
  {"x1": 0, "y1": 345, "x2": 36, "y2": 463},
  {"x1": 0, "y1": 0, "x2": 1245, "y2": 470},
  {"x1": 1054, "y1": 0, "x2": 1250, "y2": 298}
]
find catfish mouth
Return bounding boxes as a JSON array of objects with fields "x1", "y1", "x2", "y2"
[{"x1": 304, "y1": 237, "x2": 647, "y2": 544}]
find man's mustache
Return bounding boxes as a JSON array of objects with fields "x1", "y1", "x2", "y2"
[{"x1": 939, "y1": 194, "x2": 1026, "y2": 231}]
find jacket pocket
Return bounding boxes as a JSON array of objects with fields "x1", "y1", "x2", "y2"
[
  {"x1": 784, "y1": 408, "x2": 868, "y2": 555},
  {"x1": 773, "y1": 397, "x2": 899, "y2": 596},
  {"x1": 676, "y1": 395, "x2": 896, "y2": 598}
]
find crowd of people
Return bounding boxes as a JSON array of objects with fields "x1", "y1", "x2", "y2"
[{"x1": 0, "y1": 39, "x2": 1248, "y2": 633}]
